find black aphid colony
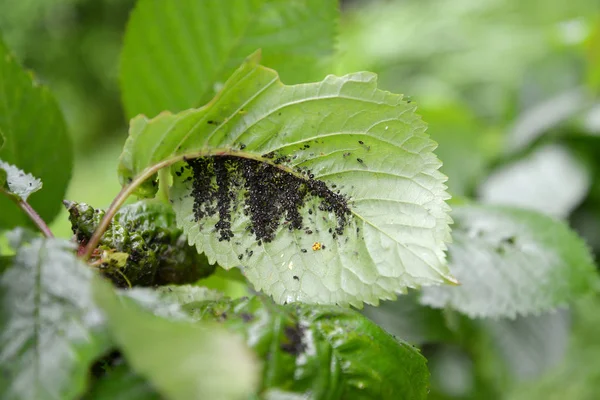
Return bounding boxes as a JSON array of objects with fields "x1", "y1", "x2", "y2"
[{"x1": 187, "y1": 156, "x2": 351, "y2": 243}]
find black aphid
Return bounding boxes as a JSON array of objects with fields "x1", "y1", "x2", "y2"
[
  {"x1": 293, "y1": 275, "x2": 299, "y2": 280},
  {"x1": 357, "y1": 158, "x2": 363, "y2": 164},
  {"x1": 358, "y1": 140, "x2": 364, "y2": 145}
]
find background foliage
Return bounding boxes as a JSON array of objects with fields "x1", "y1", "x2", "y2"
[{"x1": 1, "y1": 0, "x2": 600, "y2": 398}]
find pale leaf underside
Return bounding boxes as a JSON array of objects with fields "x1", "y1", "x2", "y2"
[{"x1": 119, "y1": 54, "x2": 454, "y2": 307}]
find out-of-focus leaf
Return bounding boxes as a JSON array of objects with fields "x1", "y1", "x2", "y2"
[
  {"x1": 420, "y1": 205, "x2": 599, "y2": 318},
  {"x1": 0, "y1": 165, "x2": 5, "y2": 187},
  {"x1": 581, "y1": 103, "x2": 600, "y2": 134},
  {"x1": 0, "y1": 36, "x2": 72, "y2": 229},
  {"x1": 94, "y1": 279, "x2": 260, "y2": 400},
  {"x1": 507, "y1": 89, "x2": 589, "y2": 153},
  {"x1": 0, "y1": 159, "x2": 42, "y2": 201},
  {"x1": 336, "y1": 0, "x2": 597, "y2": 119},
  {"x1": 118, "y1": 287, "x2": 191, "y2": 321},
  {"x1": 85, "y1": 363, "x2": 161, "y2": 400},
  {"x1": 0, "y1": 255, "x2": 11, "y2": 274},
  {"x1": 66, "y1": 201, "x2": 215, "y2": 286},
  {"x1": 156, "y1": 285, "x2": 224, "y2": 305},
  {"x1": 121, "y1": 285, "x2": 226, "y2": 322},
  {"x1": 195, "y1": 266, "x2": 251, "y2": 299},
  {"x1": 587, "y1": 17, "x2": 600, "y2": 94},
  {"x1": 120, "y1": 53, "x2": 453, "y2": 307},
  {"x1": 120, "y1": 0, "x2": 338, "y2": 118},
  {"x1": 506, "y1": 295, "x2": 600, "y2": 400},
  {"x1": 419, "y1": 104, "x2": 490, "y2": 197},
  {"x1": 361, "y1": 291, "x2": 453, "y2": 345},
  {"x1": 478, "y1": 144, "x2": 591, "y2": 218},
  {"x1": 184, "y1": 295, "x2": 429, "y2": 399},
  {"x1": 428, "y1": 346, "x2": 475, "y2": 398},
  {"x1": 480, "y1": 310, "x2": 570, "y2": 381},
  {"x1": 0, "y1": 235, "x2": 111, "y2": 400}
]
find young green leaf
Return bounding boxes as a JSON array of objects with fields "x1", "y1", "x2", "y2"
[
  {"x1": 0, "y1": 159, "x2": 42, "y2": 201},
  {"x1": 0, "y1": 234, "x2": 111, "y2": 400},
  {"x1": 178, "y1": 295, "x2": 429, "y2": 399},
  {"x1": 120, "y1": 0, "x2": 338, "y2": 119},
  {"x1": 0, "y1": 36, "x2": 72, "y2": 230},
  {"x1": 420, "y1": 205, "x2": 599, "y2": 318},
  {"x1": 119, "y1": 54, "x2": 454, "y2": 307},
  {"x1": 66, "y1": 201, "x2": 215, "y2": 286},
  {"x1": 94, "y1": 280, "x2": 260, "y2": 400}
]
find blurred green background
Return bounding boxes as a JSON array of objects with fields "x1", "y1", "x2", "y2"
[{"x1": 1, "y1": 0, "x2": 600, "y2": 398}]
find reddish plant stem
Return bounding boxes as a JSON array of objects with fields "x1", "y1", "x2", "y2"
[
  {"x1": 1, "y1": 190, "x2": 54, "y2": 238},
  {"x1": 18, "y1": 199, "x2": 54, "y2": 238},
  {"x1": 81, "y1": 158, "x2": 178, "y2": 260}
]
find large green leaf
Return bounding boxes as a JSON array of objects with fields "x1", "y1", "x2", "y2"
[
  {"x1": 0, "y1": 233, "x2": 111, "y2": 400},
  {"x1": 178, "y1": 294, "x2": 429, "y2": 399},
  {"x1": 120, "y1": 0, "x2": 338, "y2": 119},
  {"x1": 119, "y1": 54, "x2": 454, "y2": 307},
  {"x1": 0, "y1": 36, "x2": 72, "y2": 229},
  {"x1": 94, "y1": 280, "x2": 260, "y2": 400},
  {"x1": 0, "y1": 159, "x2": 42, "y2": 201},
  {"x1": 420, "y1": 205, "x2": 599, "y2": 318}
]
